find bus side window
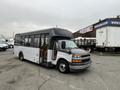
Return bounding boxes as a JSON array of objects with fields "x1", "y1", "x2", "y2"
[
  {"x1": 28, "y1": 36, "x2": 31, "y2": 47},
  {"x1": 29, "y1": 35, "x2": 34, "y2": 47},
  {"x1": 25, "y1": 36, "x2": 29, "y2": 46},
  {"x1": 44, "y1": 35, "x2": 48, "y2": 47},
  {"x1": 20, "y1": 36, "x2": 25, "y2": 46},
  {"x1": 34, "y1": 35, "x2": 40, "y2": 48},
  {"x1": 41, "y1": 35, "x2": 44, "y2": 48},
  {"x1": 40, "y1": 34, "x2": 48, "y2": 48},
  {"x1": 14, "y1": 35, "x2": 21, "y2": 45}
]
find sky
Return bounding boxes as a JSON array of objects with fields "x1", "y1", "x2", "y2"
[{"x1": 0, "y1": 0, "x2": 120, "y2": 37}]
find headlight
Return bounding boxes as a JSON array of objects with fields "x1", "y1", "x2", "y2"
[{"x1": 72, "y1": 54, "x2": 81, "y2": 58}]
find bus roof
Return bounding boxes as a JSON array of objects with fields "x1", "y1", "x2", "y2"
[{"x1": 16, "y1": 28, "x2": 73, "y2": 39}]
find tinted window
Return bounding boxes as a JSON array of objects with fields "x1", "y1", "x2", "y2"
[
  {"x1": 34, "y1": 38, "x2": 39, "y2": 47},
  {"x1": 15, "y1": 33, "x2": 49, "y2": 48},
  {"x1": 24, "y1": 37, "x2": 29, "y2": 46},
  {"x1": 33, "y1": 35, "x2": 40, "y2": 48},
  {"x1": 41, "y1": 35, "x2": 44, "y2": 47},
  {"x1": 19, "y1": 36, "x2": 25, "y2": 45},
  {"x1": 14, "y1": 35, "x2": 21, "y2": 45},
  {"x1": 44, "y1": 35, "x2": 48, "y2": 45},
  {"x1": 29, "y1": 35, "x2": 34, "y2": 47}
]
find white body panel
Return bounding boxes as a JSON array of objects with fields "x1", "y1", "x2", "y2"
[
  {"x1": 47, "y1": 50, "x2": 53, "y2": 63},
  {"x1": 96, "y1": 26, "x2": 120, "y2": 47},
  {"x1": 14, "y1": 46, "x2": 91, "y2": 71},
  {"x1": 14, "y1": 46, "x2": 40, "y2": 64},
  {"x1": 14, "y1": 46, "x2": 72, "y2": 65},
  {"x1": 14, "y1": 46, "x2": 91, "y2": 72},
  {"x1": 96, "y1": 27, "x2": 107, "y2": 47},
  {"x1": 107, "y1": 27, "x2": 120, "y2": 47},
  {"x1": 52, "y1": 51, "x2": 72, "y2": 65}
]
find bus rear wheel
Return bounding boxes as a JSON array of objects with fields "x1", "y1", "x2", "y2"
[
  {"x1": 58, "y1": 60, "x2": 69, "y2": 73},
  {"x1": 19, "y1": 53, "x2": 24, "y2": 61}
]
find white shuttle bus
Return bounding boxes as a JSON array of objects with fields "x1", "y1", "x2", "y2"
[{"x1": 14, "y1": 28, "x2": 91, "y2": 73}]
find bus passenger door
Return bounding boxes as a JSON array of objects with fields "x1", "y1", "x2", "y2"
[{"x1": 40, "y1": 35, "x2": 48, "y2": 63}]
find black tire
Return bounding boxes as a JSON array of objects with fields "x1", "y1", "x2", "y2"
[
  {"x1": 58, "y1": 60, "x2": 69, "y2": 73},
  {"x1": 19, "y1": 52, "x2": 24, "y2": 61}
]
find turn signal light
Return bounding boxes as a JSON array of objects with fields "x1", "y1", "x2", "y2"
[{"x1": 72, "y1": 60, "x2": 81, "y2": 63}]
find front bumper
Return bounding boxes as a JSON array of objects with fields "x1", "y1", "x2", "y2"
[{"x1": 69, "y1": 60, "x2": 92, "y2": 71}]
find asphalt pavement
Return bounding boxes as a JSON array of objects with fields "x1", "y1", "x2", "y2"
[{"x1": 0, "y1": 49, "x2": 120, "y2": 90}]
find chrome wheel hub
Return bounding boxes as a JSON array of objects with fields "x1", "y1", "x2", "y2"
[{"x1": 59, "y1": 63, "x2": 66, "y2": 72}]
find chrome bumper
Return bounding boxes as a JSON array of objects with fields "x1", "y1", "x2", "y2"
[{"x1": 69, "y1": 61, "x2": 92, "y2": 71}]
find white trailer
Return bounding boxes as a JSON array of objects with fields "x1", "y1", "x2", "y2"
[{"x1": 96, "y1": 26, "x2": 120, "y2": 47}]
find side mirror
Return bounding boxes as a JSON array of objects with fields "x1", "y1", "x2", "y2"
[{"x1": 61, "y1": 41, "x2": 66, "y2": 49}]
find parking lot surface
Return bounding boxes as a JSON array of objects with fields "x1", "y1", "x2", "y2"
[{"x1": 0, "y1": 49, "x2": 120, "y2": 90}]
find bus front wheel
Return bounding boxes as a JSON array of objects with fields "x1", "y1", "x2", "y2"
[
  {"x1": 58, "y1": 60, "x2": 69, "y2": 73},
  {"x1": 19, "y1": 52, "x2": 24, "y2": 61}
]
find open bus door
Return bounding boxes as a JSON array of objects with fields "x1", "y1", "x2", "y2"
[{"x1": 40, "y1": 35, "x2": 48, "y2": 63}]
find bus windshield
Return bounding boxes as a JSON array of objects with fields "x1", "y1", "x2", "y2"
[{"x1": 58, "y1": 40, "x2": 78, "y2": 49}]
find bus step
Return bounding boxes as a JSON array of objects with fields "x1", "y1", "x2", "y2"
[{"x1": 39, "y1": 62, "x2": 53, "y2": 68}]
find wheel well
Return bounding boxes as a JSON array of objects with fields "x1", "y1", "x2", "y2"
[{"x1": 57, "y1": 58, "x2": 68, "y2": 67}]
